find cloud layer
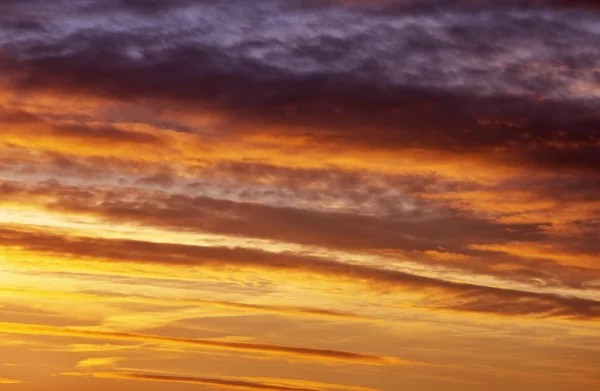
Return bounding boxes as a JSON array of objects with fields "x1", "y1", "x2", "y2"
[{"x1": 0, "y1": 1, "x2": 599, "y2": 391}]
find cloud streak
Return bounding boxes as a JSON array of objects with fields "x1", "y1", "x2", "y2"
[
  {"x1": 0, "y1": 377, "x2": 22, "y2": 384},
  {"x1": 94, "y1": 372, "x2": 379, "y2": 391},
  {"x1": 2, "y1": 227, "x2": 598, "y2": 320},
  {"x1": 0, "y1": 322, "x2": 405, "y2": 365},
  {"x1": 0, "y1": 1, "x2": 599, "y2": 389},
  {"x1": 0, "y1": 287, "x2": 366, "y2": 321}
]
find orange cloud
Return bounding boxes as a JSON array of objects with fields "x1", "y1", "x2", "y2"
[
  {"x1": 470, "y1": 242, "x2": 599, "y2": 268},
  {"x1": 0, "y1": 287, "x2": 366, "y2": 322},
  {"x1": 423, "y1": 251, "x2": 474, "y2": 262},
  {"x1": 2, "y1": 226, "x2": 599, "y2": 321},
  {"x1": 422, "y1": 190, "x2": 600, "y2": 232},
  {"x1": 94, "y1": 372, "x2": 377, "y2": 391},
  {"x1": 76, "y1": 357, "x2": 122, "y2": 369},
  {"x1": 0, "y1": 322, "x2": 405, "y2": 366},
  {"x1": 0, "y1": 101, "x2": 518, "y2": 183},
  {"x1": 0, "y1": 377, "x2": 22, "y2": 384}
]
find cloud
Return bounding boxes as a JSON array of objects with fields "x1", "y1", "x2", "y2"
[
  {"x1": 94, "y1": 371, "x2": 373, "y2": 391},
  {"x1": 0, "y1": 377, "x2": 22, "y2": 384},
  {"x1": 0, "y1": 1, "x2": 598, "y2": 388},
  {"x1": 422, "y1": 188, "x2": 600, "y2": 234},
  {"x1": 2, "y1": 227, "x2": 598, "y2": 320},
  {"x1": 0, "y1": 287, "x2": 366, "y2": 321},
  {"x1": 423, "y1": 251, "x2": 474, "y2": 262},
  {"x1": 470, "y1": 242, "x2": 599, "y2": 268},
  {"x1": 2, "y1": 173, "x2": 597, "y2": 291},
  {"x1": 0, "y1": 179, "x2": 540, "y2": 255},
  {"x1": 76, "y1": 357, "x2": 122, "y2": 369},
  {"x1": 0, "y1": 0, "x2": 598, "y2": 179},
  {"x1": 35, "y1": 343, "x2": 136, "y2": 353},
  {"x1": 0, "y1": 322, "x2": 405, "y2": 365}
]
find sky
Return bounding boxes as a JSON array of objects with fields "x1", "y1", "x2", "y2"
[{"x1": 0, "y1": 0, "x2": 599, "y2": 390}]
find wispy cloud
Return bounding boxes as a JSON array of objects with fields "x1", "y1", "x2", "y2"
[
  {"x1": 0, "y1": 377, "x2": 22, "y2": 384},
  {"x1": 2, "y1": 227, "x2": 598, "y2": 320},
  {"x1": 0, "y1": 322, "x2": 407, "y2": 365},
  {"x1": 76, "y1": 357, "x2": 122, "y2": 369},
  {"x1": 0, "y1": 0, "x2": 599, "y2": 389},
  {"x1": 93, "y1": 372, "x2": 380, "y2": 391}
]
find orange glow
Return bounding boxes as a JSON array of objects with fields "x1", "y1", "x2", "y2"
[{"x1": 1, "y1": 2, "x2": 599, "y2": 390}]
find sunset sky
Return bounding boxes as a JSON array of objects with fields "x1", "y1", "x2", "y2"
[{"x1": 0, "y1": 0, "x2": 599, "y2": 390}]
